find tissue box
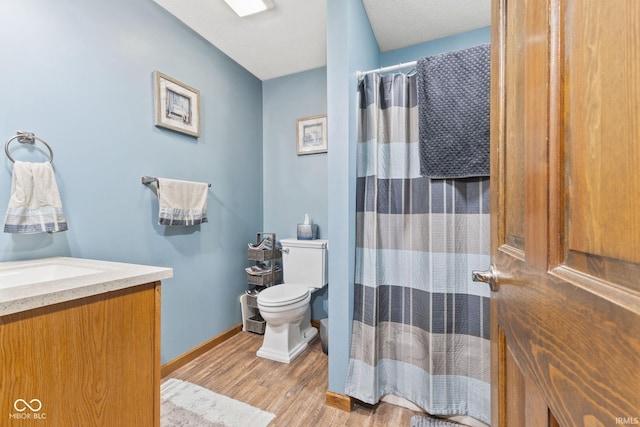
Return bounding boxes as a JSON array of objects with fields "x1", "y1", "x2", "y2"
[{"x1": 297, "y1": 224, "x2": 317, "y2": 240}]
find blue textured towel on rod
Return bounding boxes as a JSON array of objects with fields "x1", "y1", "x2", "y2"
[{"x1": 417, "y1": 44, "x2": 491, "y2": 179}]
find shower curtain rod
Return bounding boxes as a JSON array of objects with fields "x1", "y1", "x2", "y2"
[{"x1": 357, "y1": 60, "x2": 417, "y2": 79}]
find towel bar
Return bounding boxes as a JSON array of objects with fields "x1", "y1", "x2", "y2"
[
  {"x1": 5, "y1": 131, "x2": 54, "y2": 164},
  {"x1": 141, "y1": 176, "x2": 211, "y2": 187}
]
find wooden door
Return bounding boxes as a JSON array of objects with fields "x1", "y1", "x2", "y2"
[{"x1": 485, "y1": 0, "x2": 640, "y2": 425}]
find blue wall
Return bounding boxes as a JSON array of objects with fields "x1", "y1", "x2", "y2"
[
  {"x1": 0, "y1": 0, "x2": 263, "y2": 364},
  {"x1": 262, "y1": 67, "x2": 328, "y2": 319},
  {"x1": 326, "y1": 0, "x2": 380, "y2": 393}
]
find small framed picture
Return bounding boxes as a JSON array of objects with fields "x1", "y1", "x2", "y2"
[
  {"x1": 296, "y1": 115, "x2": 328, "y2": 155},
  {"x1": 153, "y1": 71, "x2": 201, "y2": 137}
]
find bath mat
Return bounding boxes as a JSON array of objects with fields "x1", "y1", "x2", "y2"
[
  {"x1": 411, "y1": 414, "x2": 464, "y2": 427},
  {"x1": 161, "y1": 378, "x2": 275, "y2": 427}
]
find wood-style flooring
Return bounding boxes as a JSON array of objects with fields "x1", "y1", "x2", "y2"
[{"x1": 163, "y1": 330, "x2": 418, "y2": 426}]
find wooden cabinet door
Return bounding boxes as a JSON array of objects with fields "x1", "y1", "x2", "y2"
[
  {"x1": 0, "y1": 283, "x2": 161, "y2": 427},
  {"x1": 488, "y1": 0, "x2": 640, "y2": 425}
]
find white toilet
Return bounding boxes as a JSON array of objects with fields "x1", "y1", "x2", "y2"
[{"x1": 256, "y1": 238, "x2": 328, "y2": 363}]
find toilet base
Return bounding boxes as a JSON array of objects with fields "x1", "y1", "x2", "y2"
[
  {"x1": 257, "y1": 320, "x2": 308, "y2": 364},
  {"x1": 257, "y1": 341, "x2": 308, "y2": 364},
  {"x1": 300, "y1": 302, "x2": 318, "y2": 344}
]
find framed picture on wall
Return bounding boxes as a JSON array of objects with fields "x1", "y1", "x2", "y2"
[
  {"x1": 153, "y1": 71, "x2": 201, "y2": 137},
  {"x1": 296, "y1": 115, "x2": 328, "y2": 155}
]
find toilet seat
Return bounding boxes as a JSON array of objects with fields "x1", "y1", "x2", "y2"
[{"x1": 258, "y1": 284, "x2": 309, "y2": 307}]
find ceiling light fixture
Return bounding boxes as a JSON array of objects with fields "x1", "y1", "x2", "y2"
[{"x1": 223, "y1": 0, "x2": 274, "y2": 17}]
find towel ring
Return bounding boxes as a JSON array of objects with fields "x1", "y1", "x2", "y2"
[{"x1": 5, "y1": 131, "x2": 54, "y2": 164}]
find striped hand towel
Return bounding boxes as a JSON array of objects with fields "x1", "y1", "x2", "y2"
[
  {"x1": 4, "y1": 161, "x2": 68, "y2": 234},
  {"x1": 157, "y1": 178, "x2": 208, "y2": 226}
]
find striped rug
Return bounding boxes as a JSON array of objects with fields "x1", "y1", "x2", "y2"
[
  {"x1": 161, "y1": 378, "x2": 275, "y2": 427},
  {"x1": 411, "y1": 414, "x2": 465, "y2": 427}
]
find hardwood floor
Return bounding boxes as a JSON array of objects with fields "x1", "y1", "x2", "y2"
[{"x1": 163, "y1": 330, "x2": 418, "y2": 426}]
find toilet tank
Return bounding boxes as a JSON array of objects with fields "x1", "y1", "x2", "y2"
[{"x1": 280, "y1": 238, "x2": 328, "y2": 289}]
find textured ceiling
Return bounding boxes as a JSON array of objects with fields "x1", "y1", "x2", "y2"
[
  {"x1": 153, "y1": 0, "x2": 491, "y2": 81},
  {"x1": 362, "y1": 0, "x2": 491, "y2": 52}
]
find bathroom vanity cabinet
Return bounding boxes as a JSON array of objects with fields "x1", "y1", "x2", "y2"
[
  {"x1": 0, "y1": 257, "x2": 171, "y2": 427},
  {"x1": 0, "y1": 283, "x2": 159, "y2": 426}
]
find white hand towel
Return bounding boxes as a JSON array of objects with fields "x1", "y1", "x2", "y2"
[
  {"x1": 156, "y1": 178, "x2": 209, "y2": 226},
  {"x1": 4, "y1": 161, "x2": 68, "y2": 233}
]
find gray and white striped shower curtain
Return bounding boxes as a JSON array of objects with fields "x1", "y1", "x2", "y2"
[{"x1": 344, "y1": 72, "x2": 491, "y2": 424}]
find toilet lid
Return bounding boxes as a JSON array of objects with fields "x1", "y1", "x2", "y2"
[{"x1": 258, "y1": 284, "x2": 309, "y2": 307}]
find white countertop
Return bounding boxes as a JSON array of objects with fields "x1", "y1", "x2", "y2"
[{"x1": 0, "y1": 257, "x2": 173, "y2": 316}]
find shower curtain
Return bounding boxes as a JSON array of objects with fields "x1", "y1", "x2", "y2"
[{"x1": 344, "y1": 72, "x2": 491, "y2": 424}]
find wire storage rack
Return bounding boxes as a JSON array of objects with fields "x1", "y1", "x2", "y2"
[{"x1": 242, "y1": 232, "x2": 282, "y2": 334}]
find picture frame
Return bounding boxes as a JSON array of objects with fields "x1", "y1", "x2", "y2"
[
  {"x1": 296, "y1": 115, "x2": 328, "y2": 155},
  {"x1": 153, "y1": 71, "x2": 201, "y2": 137}
]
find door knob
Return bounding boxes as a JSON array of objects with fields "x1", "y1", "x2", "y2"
[{"x1": 472, "y1": 264, "x2": 499, "y2": 292}]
